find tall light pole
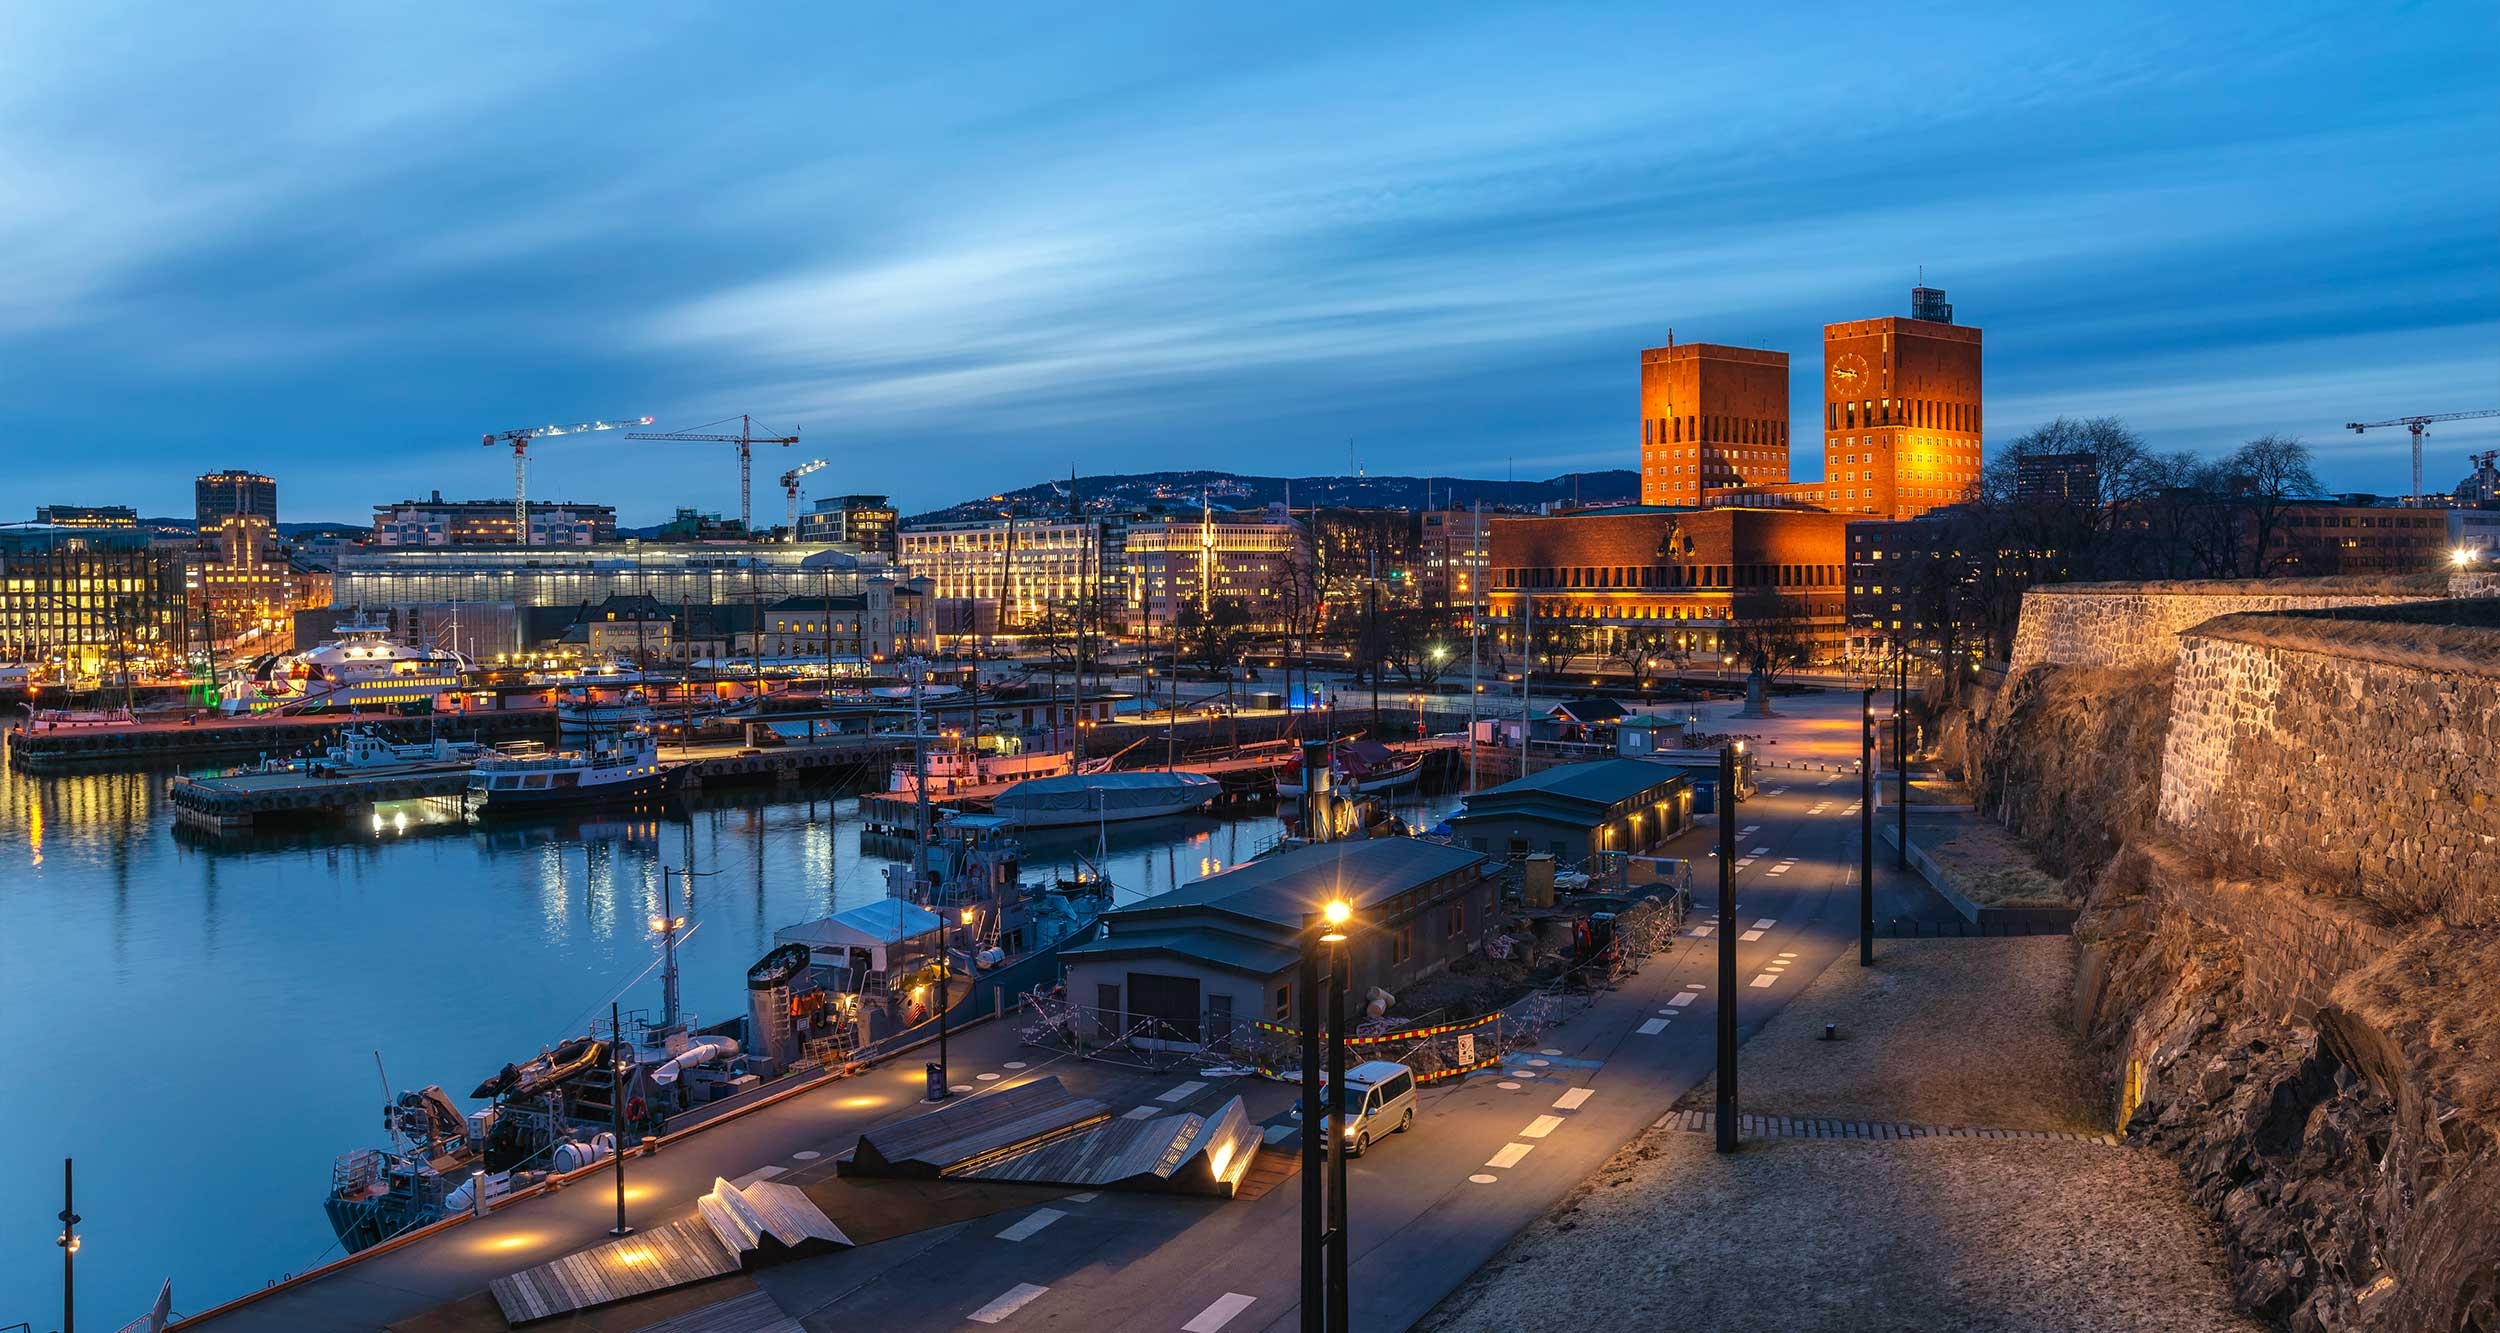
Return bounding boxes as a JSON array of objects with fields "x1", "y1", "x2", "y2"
[
  {"x1": 1894, "y1": 641, "x2": 1909, "y2": 871},
  {"x1": 1300, "y1": 898, "x2": 1354, "y2": 1333},
  {"x1": 1860, "y1": 687, "x2": 1875, "y2": 966},
  {"x1": 609, "y1": 1001, "x2": 631, "y2": 1237},
  {"x1": 1715, "y1": 743, "x2": 1740, "y2": 1153},
  {"x1": 57, "y1": 1157, "x2": 78, "y2": 1333}
]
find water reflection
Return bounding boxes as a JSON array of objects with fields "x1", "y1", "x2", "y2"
[{"x1": 0, "y1": 750, "x2": 1456, "y2": 1317}]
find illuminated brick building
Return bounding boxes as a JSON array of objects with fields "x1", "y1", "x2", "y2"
[
  {"x1": 1486, "y1": 507, "x2": 1850, "y2": 656},
  {"x1": 1638, "y1": 342, "x2": 1790, "y2": 507},
  {"x1": 1694, "y1": 287, "x2": 1985, "y2": 521}
]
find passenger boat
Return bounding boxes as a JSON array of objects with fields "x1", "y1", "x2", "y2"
[
  {"x1": 1275, "y1": 740, "x2": 1423, "y2": 796},
  {"x1": 991, "y1": 770, "x2": 1222, "y2": 828},
  {"x1": 555, "y1": 686, "x2": 657, "y2": 734},
  {"x1": 304, "y1": 727, "x2": 486, "y2": 777},
  {"x1": 18, "y1": 705, "x2": 137, "y2": 731},
  {"x1": 464, "y1": 728, "x2": 674, "y2": 815},
  {"x1": 888, "y1": 741, "x2": 1079, "y2": 801},
  {"x1": 246, "y1": 617, "x2": 468, "y2": 714}
]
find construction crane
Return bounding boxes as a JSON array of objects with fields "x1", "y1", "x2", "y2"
[
  {"x1": 2344, "y1": 410, "x2": 2500, "y2": 506},
  {"x1": 627, "y1": 414, "x2": 800, "y2": 534},
  {"x1": 481, "y1": 416, "x2": 652, "y2": 545},
  {"x1": 780, "y1": 458, "x2": 829, "y2": 538}
]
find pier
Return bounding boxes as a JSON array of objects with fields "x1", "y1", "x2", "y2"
[{"x1": 8, "y1": 708, "x2": 558, "y2": 773}]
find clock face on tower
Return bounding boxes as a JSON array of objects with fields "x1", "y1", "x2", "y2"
[{"x1": 1829, "y1": 352, "x2": 1870, "y2": 395}]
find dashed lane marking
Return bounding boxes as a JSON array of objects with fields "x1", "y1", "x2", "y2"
[
  {"x1": 1669, "y1": 993, "x2": 1697, "y2": 1007},
  {"x1": 997, "y1": 1207, "x2": 1066, "y2": 1242},
  {"x1": 1750, "y1": 974, "x2": 1779, "y2": 988},
  {"x1": 730, "y1": 1164, "x2": 787, "y2": 1187},
  {"x1": 1689, "y1": 925, "x2": 1714, "y2": 936},
  {"x1": 968, "y1": 1283, "x2": 1050, "y2": 1324},
  {"x1": 1485, "y1": 1142, "x2": 1535, "y2": 1169},
  {"x1": 1686, "y1": 983, "x2": 1706, "y2": 990},
  {"x1": 1157, "y1": 1080, "x2": 1208, "y2": 1103},
  {"x1": 1067, "y1": 1192, "x2": 1099, "y2": 1202},
  {"x1": 1183, "y1": 1294, "x2": 1259, "y2": 1333},
  {"x1": 1554, "y1": 1087, "x2": 1595, "y2": 1110},
  {"x1": 1521, "y1": 1115, "x2": 1566, "y2": 1138},
  {"x1": 1754, "y1": 919, "x2": 1777, "y2": 928},
  {"x1": 1750, "y1": 846, "x2": 1771, "y2": 855},
  {"x1": 1740, "y1": 929, "x2": 1766, "y2": 941},
  {"x1": 1637, "y1": 1018, "x2": 1669, "y2": 1035}
]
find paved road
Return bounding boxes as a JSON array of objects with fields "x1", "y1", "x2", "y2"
[{"x1": 184, "y1": 767, "x2": 1947, "y2": 1331}]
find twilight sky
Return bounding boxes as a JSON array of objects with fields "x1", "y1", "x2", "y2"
[{"x1": 2, "y1": 1, "x2": 2493, "y2": 525}]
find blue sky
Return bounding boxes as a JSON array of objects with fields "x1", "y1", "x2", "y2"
[{"x1": 2, "y1": 1, "x2": 2493, "y2": 524}]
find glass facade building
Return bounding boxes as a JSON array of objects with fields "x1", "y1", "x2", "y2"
[{"x1": 0, "y1": 527, "x2": 190, "y2": 677}]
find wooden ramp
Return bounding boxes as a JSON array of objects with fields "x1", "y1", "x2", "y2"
[{"x1": 490, "y1": 1179, "x2": 849, "y2": 1326}]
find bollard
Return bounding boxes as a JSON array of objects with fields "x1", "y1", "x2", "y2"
[{"x1": 1822, "y1": 1023, "x2": 1838, "y2": 1041}]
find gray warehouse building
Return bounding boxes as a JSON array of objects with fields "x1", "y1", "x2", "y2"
[{"x1": 1447, "y1": 759, "x2": 1694, "y2": 866}]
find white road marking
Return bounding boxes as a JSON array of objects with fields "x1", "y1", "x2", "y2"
[
  {"x1": 1554, "y1": 1087, "x2": 1595, "y2": 1110},
  {"x1": 1689, "y1": 925, "x2": 1714, "y2": 936},
  {"x1": 1157, "y1": 1080, "x2": 1208, "y2": 1103},
  {"x1": 1740, "y1": 825, "x2": 1760, "y2": 834},
  {"x1": 1750, "y1": 846, "x2": 1770, "y2": 855},
  {"x1": 1521, "y1": 1115, "x2": 1566, "y2": 1138},
  {"x1": 731, "y1": 1164, "x2": 788, "y2": 1186},
  {"x1": 1527, "y1": 1058, "x2": 1551, "y2": 1067},
  {"x1": 1750, "y1": 974, "x2": 1778, "y2": 988},
  {"x1": 1067, "y1": 1192, "x2": 1099, "y2": 1202},
  {"x1": 1686, "y1": 983, "x2": 1706, "y2": 990},
  {"x1": 1003, "y1": 1061, "x2": 1028, "y2": 1069},
  {"x1": 1485, "y1": 1142, "x2": 1535, "y2": 1168},
  {"x1": 1740, "y1": 929, "x2": 1766, "y2": 941},
  {"x1": 791, "y1": 1150, "x2": 821, "y2": 1161},
  {"x1": 997, "y1": 1207, "x2": 1066, "y2": 1242},
  {"x1": 1124, "y1": 1106, "x2": 1161, "y2": 1120},
  {"x1": 1540, "y1": 1048, "x2": 1564, "y2": 1056},
  {"x1": 1754, "y1": 919, "x2": 1777, "y2": 928},
  {"x1": 1468, "y1": 1173, "x2": 1498, "y2": 1184},
  {"x1": 968, "y1": 1283, "x2": 1050, "y2": 1323},
  {"x1": 1183, "y1": 1294, "x2": 1258, "y2": 1333},
  {"x1": 1506, "y1": 1069, "x2": 1537, "y2": 1078},
  {"x1": 1669, "y1": 992, "x2": 1697, "y2": 1007},
  {"x1": 977, "y1": 1072, "x2": 1003, "y2": 1081},
  {"x1": 1637, "y1": 1018, "x2": 1669, "y2": 1035},
  {"x1": 1497, "y1": 1081, "x2": 1522, "y2": 1090},
  {"x1": 1765, "y1": 867, "x2": 1787, "y2": 876}
]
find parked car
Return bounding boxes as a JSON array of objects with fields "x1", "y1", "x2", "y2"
[{"x1": 1292, "y1": 1059, "x2": 1419, "y2": 1156}]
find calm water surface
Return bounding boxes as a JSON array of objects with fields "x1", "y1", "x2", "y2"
[{"x1": 0, "y1": 746, "x2": 1457, "y2": 1320}]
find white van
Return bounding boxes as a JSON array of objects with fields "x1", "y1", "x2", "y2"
[{"x1": 1295, "y1": 1059, "x2": 1420, "y2": 1156}]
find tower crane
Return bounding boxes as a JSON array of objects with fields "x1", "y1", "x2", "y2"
[
  {"x1": 627, "y1": 414, "x2": 799, "y2": 535},
  {"x1": 481, "y1": 416, "x2": 652, "y2": 546},
  {"x1": 780, "y1": 458, "x2": 829, "y2": 538},
  {"x1": 2344, "y1": 409, "x2": 2500, "y2": 506}
]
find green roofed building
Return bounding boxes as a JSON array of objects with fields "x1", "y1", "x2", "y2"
[{"x1": 1448, "y1": 758, "x2": 1694, "y2": 866}]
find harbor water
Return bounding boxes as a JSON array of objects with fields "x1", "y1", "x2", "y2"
[{"x1": 0, "y1": 749, "x2": 1459, "y2": 1320}]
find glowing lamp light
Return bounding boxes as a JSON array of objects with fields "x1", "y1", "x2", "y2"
[
  {"x1": 2454, "y1": 547, "x2": 2477, "y2": 568},
  {"x1": 960, "y1": 906, "x2": 977, "y2": 925}
]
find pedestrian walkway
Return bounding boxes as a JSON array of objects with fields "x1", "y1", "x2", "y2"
[{"x1": 1665, "y1": 1108, "x2": 2121, "y2": 1145}]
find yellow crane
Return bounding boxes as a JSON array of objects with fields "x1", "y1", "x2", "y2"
[
  {"x1": 480, "y1": 416, "x2": 651, "y2": 546},
  {"x1": 2345, "y1": 409, "x2": 2500, "y2": 505},
  {"x1": 780, "y1": 458, "x2": 829, "y2": 539},
  {"x1": 628, "y1": 414, "x2": 800, "y2": 535}
]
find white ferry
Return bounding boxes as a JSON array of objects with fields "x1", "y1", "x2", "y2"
[{"x1": 244, "y1": 618, "x2": 468, "y2": 714}]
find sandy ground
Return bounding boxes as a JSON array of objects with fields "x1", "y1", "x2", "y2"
[{"x1": 1423, "y1": 938, "x2": 2262, "y2": 1332}]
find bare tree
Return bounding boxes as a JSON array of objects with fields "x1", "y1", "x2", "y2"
[{"x1": 2226, "y1": 434, "x2": 2323, "y2": 576}]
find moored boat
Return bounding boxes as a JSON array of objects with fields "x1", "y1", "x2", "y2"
[
  {"x1": 465, "y1": 728, "x2": 674, "y2": 815},
  {"x1": 991, "y1": 770, "x2": 1221, "y2": 828}
]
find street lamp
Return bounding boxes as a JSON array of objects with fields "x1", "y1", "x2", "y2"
[
  {"x1": 1301, "y1": 896, "x2": 1355, "y2": 1333},
  {"x1": 2454, "y1": 546, "x2": 2478, "y2": 568}
]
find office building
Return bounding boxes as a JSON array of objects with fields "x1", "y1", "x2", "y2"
[
  {"x1": 1845, "y1": 512, "x2": 1988, "y2": 662},
  {"x1": 370, "y1": 492, "x2": 617, "y2": 546},
  {"x1": 325, "y1": 541, "x2": 904, "y2": 659},
  {"x1": 196, "y1": 470, "x2": 278, "y2": 528},
  {"x1": 0, "y1": 527, "x2": 189, "y2": 679},
  {"x1": 1419, "y1": 507, "x2": 1491, "y2": 614},
  {"x1": 2015, "y1": 452, "x2": 2101, "y2": 504},
  {"x1": 900, "y1": 516, "x2": 1106, "y2": 641},
  {"x1": 1123, "y1": 504, "x2": 1309, "y2": 632},
  {"x1": 798, "y1": 494, "x2": 900, "y2": 557},
  {"x1": 33, "y1": 504, "x2": 138, "y2": 529}
]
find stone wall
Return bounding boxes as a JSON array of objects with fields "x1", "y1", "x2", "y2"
[
  {"x1": 2157, "y1": 606, "x2": 2500, "y2": 927},
  {"x1": 2006, "y1": 576, "x2": 2448, "y2": 675}
]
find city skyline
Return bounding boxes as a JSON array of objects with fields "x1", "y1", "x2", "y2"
[{"x1": 1, "y1": 3, "x2": 2491, "y2": 523}]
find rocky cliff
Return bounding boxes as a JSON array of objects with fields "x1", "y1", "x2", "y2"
[{"x1": 1969, "y1": 592, "x2": 2500, "y2": 1331}]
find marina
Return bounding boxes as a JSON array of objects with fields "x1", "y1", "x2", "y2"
[{"x1": 0, "y1": 727, "x2": 1466, "y2": 1317}]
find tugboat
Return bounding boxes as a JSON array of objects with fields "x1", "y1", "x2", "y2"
[{"x1": 465, "y1": 727, "x2": 674, "y2": 816}]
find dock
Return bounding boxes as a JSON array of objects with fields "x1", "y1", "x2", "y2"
[{"x1": 8, "y1": 708, "x2": 557, "y2": 773}]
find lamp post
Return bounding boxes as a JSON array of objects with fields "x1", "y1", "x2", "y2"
[
  {"x1": 1716, "y1": 744, "x2": 1740, "y2": 1153},
  {"x1": 57, "y1": 1157, "x2": 78, "y2": 1333},
  {"x1": 1299, "y1": 898, "x2": 1354, "y2": 1333},
  {"x1": 1860, "y1": 687, "x2": 1875, "y2": 966}
]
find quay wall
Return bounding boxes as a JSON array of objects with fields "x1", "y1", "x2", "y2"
[{"x1": 2004, "y1": 576, "x2": 2449, "y2": 675}]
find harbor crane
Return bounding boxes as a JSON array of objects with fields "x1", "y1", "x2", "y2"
[
  {"x1": 481, "y1": 416, "x2": 652, "y2": 546},
  {"x1": 780, "y1": 458, "x2": 829, "y2": 538},
  {"x1": 2344, "y1": 409, "x2": 2500, "y2": 506},
  {"x1": 627, "y1": 414, "x2": 800, "y2": 535}
]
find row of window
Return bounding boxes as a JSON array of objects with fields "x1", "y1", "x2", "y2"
[
  {"x1": 1643, "y1": 415, "x2": 1789, "y2": 448},
  {"x1": 1830, "y1": 398, "x2": 1978, "y2": 433},
  {"x1": 1499, "y1": 562, "x2": 1843, "y2": 591}
]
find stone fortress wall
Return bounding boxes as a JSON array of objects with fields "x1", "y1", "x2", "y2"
[
  {"x1": 2004, "y1": 575, "x2": 2451, "y2": 675},
  {"x1": 2157, "y1": 604, "x2": 2500, "y2": 927}
]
